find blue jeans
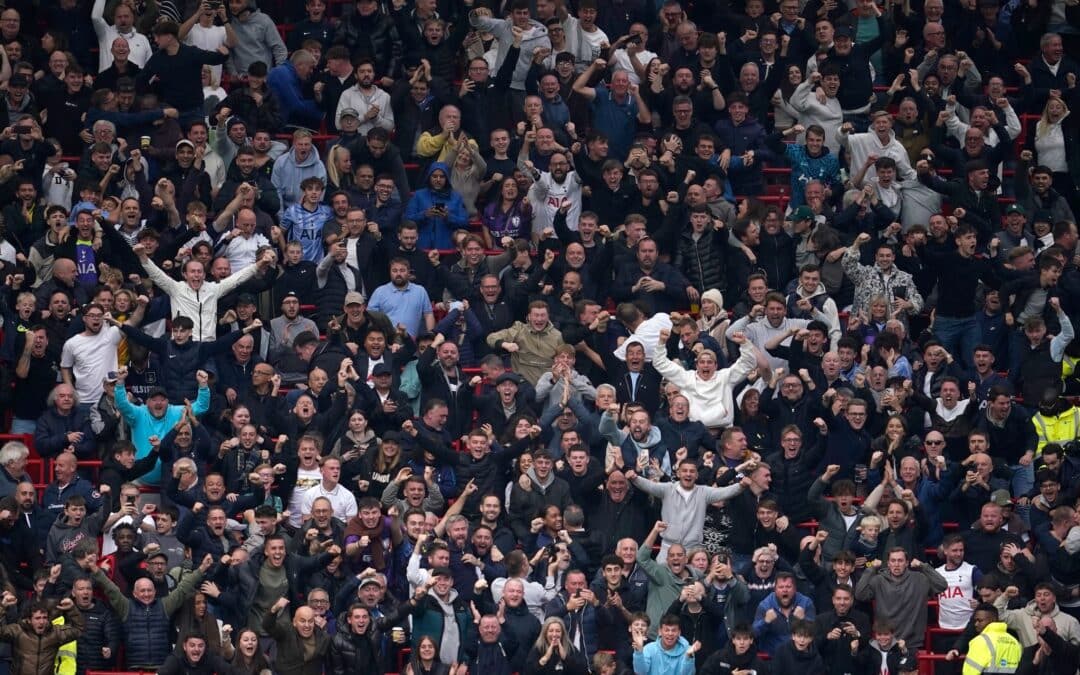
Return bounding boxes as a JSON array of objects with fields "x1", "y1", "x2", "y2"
[
  {"x1": 1011, "y1": 462, "x2": 1035, "y2": 525},
  {"x1": 932, "y1": 315, "x2": 980, "y2": 369},
  {"x1": 9, "y1": 419, "x2": 36, "y2": 434}
]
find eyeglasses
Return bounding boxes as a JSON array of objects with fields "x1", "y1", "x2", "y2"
[{"x1": 924, "y1": 439, "x2": 945, "y2": 446}]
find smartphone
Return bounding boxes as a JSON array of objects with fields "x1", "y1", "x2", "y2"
[
  {"x1": 107, "y1": 371, "x2": 118, "y2": 380},
  {"x1": 893, "y1": 287, "x2": 908, "y2": 300},
  {"x1": 125, "y1": 494, "x2": 137, "y2": 506},
  {"x1": 627, "y1": 35, "x2": 642, "y2": 45}
]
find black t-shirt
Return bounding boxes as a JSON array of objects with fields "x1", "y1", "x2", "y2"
[{"x1": 13, "y1": 354, "x2": 60, "y2": 419}]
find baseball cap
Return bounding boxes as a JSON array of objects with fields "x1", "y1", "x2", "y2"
[
  {"x1": 147, "y1": 386, "x2": 169, "y2": 400},
  {"x1": 9, "y1": 73, "x2": 29, "y2": 88},
  {"x1": 175, "y1": 139, "x2": 195, "y2": 151},
  {"x1": 382, "y1": 431, "x2": 402, "y2": 444},
  {"x1": 989, "y1": 489, "x2": 1012, "y2": 507},
  {"x1": 1005, "y1": 204, "x2": 1025, "y2": 215},
  {"x1": 344, "y1": 291, "x2": 366, "y2": 306},
  {"x1": 834, "y1": 25, "x2": 853, "y2": 38},
  {"x1": 430, "y1": 566, "x2": 453, "y2": 578},
  {"x1": 146, "y1": 550, "x2": 169, "y2": 562},
  {"x1": 786, "y1": 205, "x2": 815, "y2": 222},
  {"x1": 372, "y1": 363, "x2": 393, "y2": 377},
  {"x1": 235, "y1": 293, "x2": 257, "y2": 306},
  {"x1": 339, "y1": 108, "x2": 360, "y2": 119},
  {"x1": 358, "y1": 576, "x2": 383, "y2": 588},
  {"x1": 281, "y1": 291, "x2": 299, "y2": 303}
]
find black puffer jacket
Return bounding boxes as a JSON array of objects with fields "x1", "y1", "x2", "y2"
[
  {"x1": 212, "y1": 161, "x2": 280, "y2": 216},
  {"x1": 333, "y1": 11, "x2": 400, "y2": 78},
  {"x1": 327, "y1": 621, "x2": 383, "y2": 675},
  {"x1": 75, "y1": 600, "x2": 121, "y2": 674},
  {"x1": 764, "y1": 436, "x2": 827, "y2": 524},
  {"x1": 676, "y1": 225, "x2": 727, "y2": 295}
]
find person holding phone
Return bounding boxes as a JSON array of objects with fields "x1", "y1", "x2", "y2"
[{"x1": 404, "y1": 162, "x2": 469, "y2": 249}]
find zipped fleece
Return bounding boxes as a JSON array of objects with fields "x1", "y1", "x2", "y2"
[{"x1": 140, "y1": 255, "x2": 260, "y2": 341}]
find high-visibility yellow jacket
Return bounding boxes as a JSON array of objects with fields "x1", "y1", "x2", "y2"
[
  {"x1": 52, "y1": 615, "x2": 75, "y2": 675},
  {"x1": 1032, "y1": 406, "x2": 1080, "y2": 454},
  {"x1": 963, "y1": 622, "x2": 1022, "y2": 675}
]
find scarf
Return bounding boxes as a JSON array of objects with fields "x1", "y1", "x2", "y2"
[{"x1": 345, "y1": 515, "x2": 387, "y2": 571}]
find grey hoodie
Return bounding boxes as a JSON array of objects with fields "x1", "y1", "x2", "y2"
[
  {"x1": 227, "y1": 2, "x2": 287, "y2": 76},
  {"x1": 855, "y1": 564, "x2": 948, "y2": 649},
  {"x1": 46, "y1": 508, "x2": 109, "y2": 563},
  {"x1": 468, "y1": 14, "x2": 550, "y2": 91}
]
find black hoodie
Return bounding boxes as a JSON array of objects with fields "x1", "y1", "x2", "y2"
[{"x1": 699, "y1": 642, "x2": 771, "y2": 675}]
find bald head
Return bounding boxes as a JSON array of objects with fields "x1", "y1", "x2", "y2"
[
  {"x1": 53, "y1": 258, "x2": 76, "y2": 283},
  {"x1": 293, "y1": 606, "x2": 317, "y2": 638}
]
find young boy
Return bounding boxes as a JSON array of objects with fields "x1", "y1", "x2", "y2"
[
  {"x1": 281, "y1": 176, "x2": 332, "y2": 263},
  {"x1": 851, "y1": 514, "x2": 883, "y2": 568},
  {"x1": 699, "y1": 624, "x2": 771, "y2": 675},
  {"x1": 139, "y1": 504, "x2": 186, "y2": 570},
  {"x1": 772, "y1": 619, "x2": 826, "y2": 674},
  {"x1": 593, "y1": 554, "x2": 633, "y2": 660},
  {"x1": 45, "y1": 493, "x2": 125, "y2": 563},
  {"x1": 855, "y1": 620, "x2": 914, "y2": 675},
  {"x1": 626, "y1": 612, "x2": 651, "y2": 670}
]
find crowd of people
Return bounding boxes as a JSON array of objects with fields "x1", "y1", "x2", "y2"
[{"x1": 0, "y1": 0, "x2": 1079, "y2": 674}]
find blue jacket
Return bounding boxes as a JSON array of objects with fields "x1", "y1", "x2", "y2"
[
  {"x1": 267, "y1": 61, "x2": 324, "y2": 130},
  {"x1": 752, "y1": 592, "x2": 816, "y2": 655},
  {"x1": 713, "y1": 116, "x2": 773, "y2": 195},
  {"x1": 632, "y1": 635, "x2": 697, "y2": 675},
  {"x1": 404, "y1": 162, "x2": 468, "y2": 249},
  {"x1": 43, "y1": 475, "x2": 104, "y2": 516},
  {"x1": 120, "y1": 325, "x2": 244, "y2": 404},
  {"x1": 544, "y1": 590, "x2": 599, "y2": 659},
  {"x1": 34, "y1": 407, "x2": 97, "y2": 459},
  {"x1": 114, "y1": 382, "x2": 210, "y2": 485}
]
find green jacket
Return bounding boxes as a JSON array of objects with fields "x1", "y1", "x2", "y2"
[
  {"x1": 93, "y1": 567, "x2": 203, "y2": 620},
  {"x1": 636, "y1": 543, "x2": 701, "y2": 636}
]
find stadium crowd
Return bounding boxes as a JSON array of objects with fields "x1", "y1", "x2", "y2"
[{"x1": 0, "y1": 0, "x2": 1079, "y2": 674}]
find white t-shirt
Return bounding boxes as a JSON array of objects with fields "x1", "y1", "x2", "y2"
[
  {"x1": 186, "y1": 24, "x2": 228, "y2": 82},
  {"x1": 611, "y1": 48, "x2": 656, "y2": 85},
  {"x1": 301, "y1": 482, "x2": 359, "y2": 523},
  {"x1": 223, "y1": 233, "x2": 270, "y2": 273},
  {"x1": 288, "y1": 466, "x2": 323, "y2": 526},
  {"x1": 580, "y1": 27, "x2": 609, "y2": 57},
  {"x1": 60, "y1": 325, "x2": 121, "y2": 405}
]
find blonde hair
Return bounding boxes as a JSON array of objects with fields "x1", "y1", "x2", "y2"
[
  {"x1": 752, "y1": 545, "x2": 778, "y2": 563},
  {"x1": 859, "y1": 514, "x2": 883, "y2": 531},
  {"x1": 202, "y1": 64, "x2": 219, "y2": 88},
  {"x1": 1036, "y1": 95, "x2": 1069, "y2": 140},
  {"x1": 325, "y1": 145, "x2": 351, "y2": 189}
]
